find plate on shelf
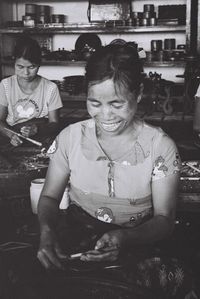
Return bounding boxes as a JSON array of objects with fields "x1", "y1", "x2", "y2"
[
  {"x1": 109, "y1": 38, "x2": 126, "y2": 45},
  {"x1": 75, "y1": 33, "x2": 102, "y2": 54}
]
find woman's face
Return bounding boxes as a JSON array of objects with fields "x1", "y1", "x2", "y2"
[
  {"x1": 15, "y1": 57, "x2": 39, "y2": 82},
  {"x1": 87, "y1": 78, "x2": 139, "y2": 136}
]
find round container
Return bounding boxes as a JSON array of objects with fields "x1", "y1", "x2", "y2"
[
  {"x1": 177, "y1": 44, "x2": 186, "y2": 50},
  {"x1": 132, "y1": 18, "x2": 141, "y2": 27},
  {"x1": 23, "y1": 15, "x2": 35, "y2": 27},
  {"x1": 149, "y1": 17, "x2": 157, "y2": 26},
  {"x1": 36, "y1": 5, "x2": 50, "y2": 24},
  {"x1": 164, "y1": 38, "x2": 176, "y2": 50},
  {"x1": 143, "y1": 4, "x2": 154, "y2": 13},
  {"x1": 131, "y1": 11, "x2": 143, "y2": 19},
  {"x1": 51, "y1": 14, "x2": 65, "y2": 23},
  {"x1": 151, "y1": 40, "x2": 162, "y2": 52},
  {"x1": 30, "y1": 178, "x2": 45, "y2": 214},
  {"x1": 30, "y1": 178, "x2": 69, "y2": 214},
  {"x1": 143, "y1": 11, "x2": 156, "y2": 19},
  {"x1": 25, "y1": 4, "x2": 37, "y2": 16},
  {"x1": 37, "y1": 5, "x2": 50, "y2": 16},
  {"x1": 141, "y1": 18, "x2": 149, "y2": 26}
]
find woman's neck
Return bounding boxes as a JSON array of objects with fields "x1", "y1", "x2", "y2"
[
  {"x1": 96, "y1": 119, "x2": 142, "y2": 161},
  {"x1": 17, "y1": 75, "x2": 41, "y2": 94}
]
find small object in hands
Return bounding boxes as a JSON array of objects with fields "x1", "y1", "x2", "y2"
[
  {"x1": 4, "y1": 127, "x2": 42, "y2": 147},
  {"x1": 70, "y1": 252, "x2": 83, "y2": 260},
  {"x1": 68, "y1": 248, "x2": 113, "y2": 260}
]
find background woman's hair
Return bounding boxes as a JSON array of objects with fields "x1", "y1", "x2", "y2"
[
  {"x1": 85, "y1": 44, "x2": 143, "y2": 93},
  {"x1": 14, "y1": 34, "x2": 41, "y2": 65}
]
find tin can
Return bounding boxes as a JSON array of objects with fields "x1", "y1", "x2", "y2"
[
  {"x1": 151, "y1": 40, "x2": 163, "y2": 52},
  {"x1": 25, "y1": 3, "x2": 37, "y2": 16},
  {"x1": 149, "y1": 18, "x2": 157, "y2": 26}
]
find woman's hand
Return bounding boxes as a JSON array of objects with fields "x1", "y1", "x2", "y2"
[
  {"x1": 80, "y1": 229, "x2": 125, "y2": 262},
  {"x1": 20, "y1": 124, "x2": 38, "y2": 137},
  {"x1": 10, "y1": 134, "x2": 23, "y2": 146},
  {"x1": 37, "y1": 229, "x2": 67, "y2": 270}
]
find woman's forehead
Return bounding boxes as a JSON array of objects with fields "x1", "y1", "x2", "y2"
[
  {"x1": 88, "y1": 78, "x2": 134, "y2": 98},
  {"x1": 15, "y1": 57, "x2": 34, "y2": 66}
]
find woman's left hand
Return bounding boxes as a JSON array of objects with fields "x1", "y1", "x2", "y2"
[
  {"x1": 80, "y1": 229, "x2": 125, "y2": 262},
  {"x1": 20, "y1": 124, "x2": 38, "y2": 137}
]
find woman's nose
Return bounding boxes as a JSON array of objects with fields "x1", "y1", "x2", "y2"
[
  {"x1": 101, "y1": 105, "x2": 112, "y2": 118},
  {"x1": 24, "y1": 68, "x2": 29, "y2": 75}
]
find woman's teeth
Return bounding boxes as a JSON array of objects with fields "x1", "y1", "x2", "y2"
[{"x1": 101, "y1": 121, "x2": 122, "y2": 131}]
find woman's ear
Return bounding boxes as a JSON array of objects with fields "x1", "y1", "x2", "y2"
[{"x1": 137, "y1": 83, "x2": 144, "y2": 103}]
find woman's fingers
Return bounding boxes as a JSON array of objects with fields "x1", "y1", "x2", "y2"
[
  {"x1": 10, "y1": 135, "x2": 23, "y2": 146},
  {"x1": 80, "y1": 247, "x2": 119, "y2": 262},
  {"x1": 37, "y1": 247, "x2": 64, "y2": 270},
  {"x1": 20, "y1": 124, "x2": 38, "y2": 137}
]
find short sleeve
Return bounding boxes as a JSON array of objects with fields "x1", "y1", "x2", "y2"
[
  {"x1": 48, "y1": 84, "x2": 63, "y2": 111},
  {"x1": 152, "y1": 133, "x2": 181, "y2": 181},
  {"x1": 0, "y1": 81, "x2": 8, "y2": 106},
  {"x1": 47, "y1": 126, "x2": 70, "y2": 172}
]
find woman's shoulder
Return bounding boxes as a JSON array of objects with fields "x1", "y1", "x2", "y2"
[
  {"x1": 59, "y1": 119, "x2": 93, "y2": 136},
  {"x1": 39, "y1": 76, "x2": 58, "y2": 89},
  {"x1": 140, "y1": 121, "x2": 176, "y2": 146},
  {"x1": 142, "y1": 121, "x2": 167, "y2": 138},
  {"x1": 1, "y1": 75, "x2": 16, "y2": 86}
]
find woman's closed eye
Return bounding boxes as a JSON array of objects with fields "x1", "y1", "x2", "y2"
[
  {"x1": 110, "y1": 102, "x2": 124, "y2": 109},
  {"x1": 88, "y1": 98, "x2": 124, "y2": 109}
]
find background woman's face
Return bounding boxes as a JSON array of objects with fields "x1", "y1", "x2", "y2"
[
  {"x1": 15, "y1": 57, "x2": 39, "y2": 82},
  {"x1": 87, "y1": 78, "x2": 138, "y2": 135}
]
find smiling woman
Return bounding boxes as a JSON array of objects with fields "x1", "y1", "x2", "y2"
[
  {"x1": 36, "y1": 44, "x2": 196, "y2": 298},
  {"x1": 0, "y1": 34, "x2": 63, "y2": 147}
]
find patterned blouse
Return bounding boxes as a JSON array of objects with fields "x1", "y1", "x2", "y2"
[{"x1": 48, "y1": 118, "x2": 181, "y2": 227}]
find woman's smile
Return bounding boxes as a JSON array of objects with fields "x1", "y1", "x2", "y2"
[{"x1": 98, "y1": 120, "x2": 124, "y2": 132}]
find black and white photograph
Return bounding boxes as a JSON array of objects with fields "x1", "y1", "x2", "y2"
[{"x1": 0, "y1": 0, "x2": 199, "y2": 298}]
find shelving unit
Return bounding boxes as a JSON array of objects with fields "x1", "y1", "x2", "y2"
[
  {"x1": 0, "y1": 24, "x2": 186, "y2": 34},
  {"x1": 1, "y1": 58, "x2": 186, "y2": 68},
  {"x1": 0, "y1": 0, "x2": 193, "y2": 108}
]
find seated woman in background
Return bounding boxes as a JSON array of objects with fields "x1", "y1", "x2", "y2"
[
  {"x1": 37, "y1": 44, "x2": 196, "y2": 298},
  {"x1": 0, "y1": 34, "x2": 63, "y2": 147}
]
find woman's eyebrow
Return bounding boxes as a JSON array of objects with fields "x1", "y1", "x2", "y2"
[
  {"x1": 110, "y1": 99, "x2": 125, "y2": 103},
  {"x1": 16, "y1": 63, "x2": 24, "y2": 67}
]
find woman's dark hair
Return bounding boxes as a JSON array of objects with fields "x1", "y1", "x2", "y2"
[
  {"x1": 14, "y1": 34, "x2": 41, "y2": 65},
  {"x1": 85, "y1": 44, "x2": 143, "y2": 94}
]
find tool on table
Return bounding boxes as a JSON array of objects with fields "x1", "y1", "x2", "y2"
[
  {"x1": 185, "y1": 162, "x2": 200, "y2": 174},
  {"x1": 68, "y1": 247, "x2": 118, "y2": 260},
  {"x1": 5, "y1": 127, "x2": 42, "y2": 147},
  {"x1": 0, "y1": 241, "x2": 32, "y2": 252}
]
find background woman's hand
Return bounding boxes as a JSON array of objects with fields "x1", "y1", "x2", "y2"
[
  {"x1": 20, "y1": 123, "x2": 38, "y2": 137},
  {"x1": 10, "y1": 133, "x2": 23, "y2": 146},
  {"x1": 37, "y1": 229, "x2": 67, "y2": 270},
  {"x1": 80, "y1": 229, "x2": 125, "y2": 262}
]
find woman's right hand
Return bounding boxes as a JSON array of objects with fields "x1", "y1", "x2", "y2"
[
  {"x1": 20, "y1": 124, "x2": 38, "y2": 137},
  {"x1": 10, "y1": 134, "x2": 23, "y2": 147},
  {"x1": 37, "y1": 229, "x2": 67, "y2": 270}
]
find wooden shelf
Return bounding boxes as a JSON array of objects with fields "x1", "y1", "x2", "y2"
[
  {"x1": 144, "y1": 61, "x2": 186, "y2": 67},
  {"x1": 60, "y1": 93, "x2": 86, "y2": 102},
  {"x1": 0, "y1": 25, "x2": 186, "y2": 34},
  {"x1": 1, "y1": 59, "x2": 186, "y2": 68}
]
